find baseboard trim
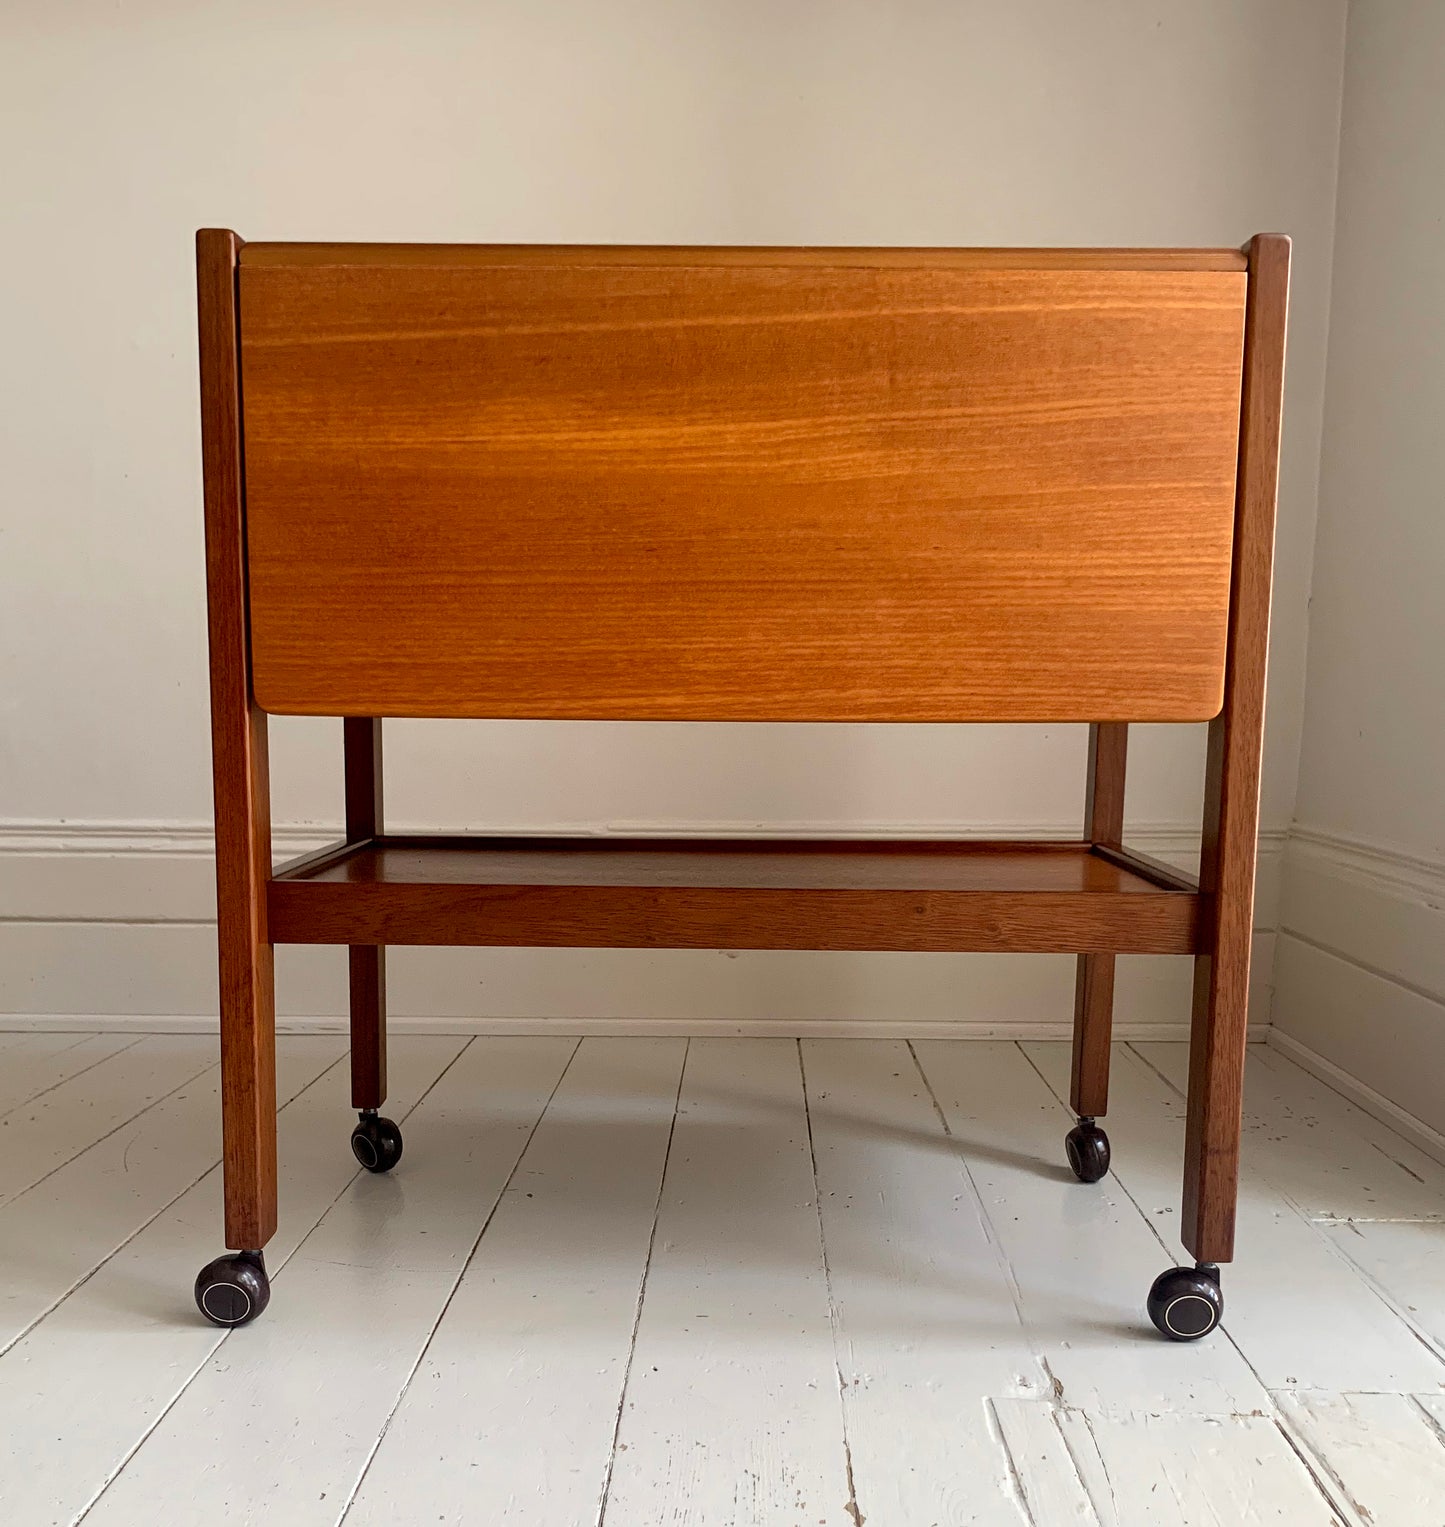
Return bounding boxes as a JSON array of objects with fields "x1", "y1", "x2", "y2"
[
  {"x1": 0, "y1": 1012, "x2": 1242, "y2": 1042},
  {"x1": 1280, "y1": 831, "x2": 1445, "y2": 1010},
  {"x1": 1267, "y1": 1025, "x2": 1445, "y2": 1173},
  {"x1": 0, "y1": 817, "x2": 1290, "y2": 858},
  {"x1": 1288, "y1": 823, "x2": 1445, "y2": 904}
]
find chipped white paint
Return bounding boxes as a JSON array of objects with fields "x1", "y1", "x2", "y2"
[
  {"x1": 913, "y1": 1041, "x2": 1272, "y2": 1417},
  {"x1": 1061, "y1": 1412, "x2": 1341, "y2": 1526},
  {"x1": 801, "y1": 1039, "x2": 1046, "y2": 1525},
  {"x1": 1136, "y1": 1041, "x2": 1445, "y2": 1223},
  {"x1": 991, "y1": 1399, "x2": 1101, "y2": 1524},
  {"x1": 1317, "y1": 1217, "x2": 1445, "y2": 1365},
  {"x1": 1266, "y1": 1025, "x2": 1445, "y2": 1177},
  {"x1": 602, "y1": 1039, "x2": 852, "y2": 1527},
  {"x1": 1137, "y1": 1039, "x2": 1445, "y2": 1378},
  {"x1": 1415, "y1": 1391, "x2": 1445, "y2": 1436},
  {"x1": 1277, "y1": 1391, "x2": 1445, "y2": 1527}
]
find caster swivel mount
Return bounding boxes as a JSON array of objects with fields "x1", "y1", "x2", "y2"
[
  {"x1": 1065, "y1": 1117, "x2": 1111, "y2": 1183},
  {"x1": 351, "y1": 1109, "x2": 404, "y2": 1173}
]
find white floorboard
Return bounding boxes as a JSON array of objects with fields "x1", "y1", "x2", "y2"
[
  {"x1": 1135, "y1": 1041, "x2": 1445, "y2": 1224},
  {"x1": 800, "y1": 1038, "x2": 1044, "y2": 1526},
  {"x1": 1025, "y1": 1041, "x2": 1445, "y2": 1395},
  {"x1": 912, "y1": 1041, "x2": 1271, "y2": 1417},
  {"x1": 1062, "y1": 1412, "x2": 1341, "y2": 1526},
  {"x1": 79, "y1": 1038, "x2": 574, "y2": 1527},
  {"x1": 1276, "y1": 1391, "x2": 1445, "y2": 1527},
  {"x1": 4, "y1": 1033, "x2": 1442, "y2": 1524},
  {"x1": 0, "y1": 1036, "x2": 342, "y2": 1352},
  {"x1": 0, "y1": 1034, "x2": 217, "y2": 1207},
  {"x1": 0, "y1": 1031, "x2": 139, "y2": 1118},
  {"x1": 1316, "y1": 1217, "x2": 1445, "y2": 1365},
  {"x1": 1136, "y1": 1040, "x2": 1445, "y2": 1376},
  {"x1": 342, "y1": 1038, "x2": 684, "y2": 1527},
  {"x1": 990, "y1": 1399, "x2": 1101, "y2": 1525},
  {"x1": 601, "y1": 1038, "x2": 852, "y2": 1527},
  {"x1": 0, "y1": 1035, "x2": 467, "y2": 1527}
]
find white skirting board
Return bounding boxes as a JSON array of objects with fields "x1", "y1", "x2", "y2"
[
  {"x1": 0, "y1": 1013, "x2": 1223, "y2": 1040},
  {"x1": 1273, "y1": 824, "x2": 1445, "y2": 1142},
  {"x1": 0, "y1": 930, "x2": 1277, "y2": 1030}
]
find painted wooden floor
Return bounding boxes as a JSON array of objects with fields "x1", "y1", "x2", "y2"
[{"x1": 0, "y1": 1033, "x2": 1443, "y2": 1525}]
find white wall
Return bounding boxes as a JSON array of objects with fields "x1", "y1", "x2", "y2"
[
  {"x1": 0, "y1": 1, "x2": 1347, "y2": 1028},
  {"x1": 1273, "y1": 1, "x2": 1445, "y2": 1130}
]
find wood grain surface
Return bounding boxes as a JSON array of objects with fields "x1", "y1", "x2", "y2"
[
  {"x1": 1071, "y1": 722, "x2": 1129, "y2": 1117},
  {"x1": 238, "y1": 250, "x2": 1247, "y2": 721},
  {"x1": 343, "y1": 717, "x2": 387, "y2": 1110},
  {"x1": 1183, "y1": 234, "x2": 1290, "y2": 1262},
  {"x1": 197, "y1": 228, "x2": 277, "y2": 1250},
  {"x1": 266, "y1": 838, "x2": 1200, "y2": 953}
]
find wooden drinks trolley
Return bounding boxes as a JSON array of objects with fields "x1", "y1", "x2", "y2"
[{"x1": 194, "y1": 231, "x2": 1288, "y2": 1340}]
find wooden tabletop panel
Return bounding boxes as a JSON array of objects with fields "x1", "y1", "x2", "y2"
[{"x1": 238, "y1": 246, "x2": 1247, "y2": 721}]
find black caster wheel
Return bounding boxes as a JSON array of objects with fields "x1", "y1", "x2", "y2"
[
  {"x1": 194, "y1": 1250, "x2": 270, "y2": 1327},
  {"x1": 1065, "y1": 1117, "x2": 1111, "y2": 1183},
  {"x1": 1147, "y1": 1262, "x2": 1224, "y2": 1341},
  {"x1": 351, "y1": 1111, "x2": 403, "y2": 1173}
]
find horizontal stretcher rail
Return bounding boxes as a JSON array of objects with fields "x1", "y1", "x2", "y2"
[{"x1": 266, "y1": 836, "x2": 1202, "y2": 954}]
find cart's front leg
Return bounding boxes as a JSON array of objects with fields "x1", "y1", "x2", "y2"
[
  {"x1": 1146, "y1": 928, "x2": 1249, "y2": 1342},
  {"x1": 196, "y1": 702, "x2": 279, "y2": 1327},
  {"x1": 221, "y1": 881, "x2": 278, "y2": 1254},
  {"x1": 1149, "y1": 231, "x2": 1289, "y2": 1342},
  {"x1": 194, "y1": 226, "x2": 279, "y2": 1327}
]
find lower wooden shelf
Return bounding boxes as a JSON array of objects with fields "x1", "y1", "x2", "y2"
[{"x1": 267, "y1": 836, "x2": 1201, "y2": 954}]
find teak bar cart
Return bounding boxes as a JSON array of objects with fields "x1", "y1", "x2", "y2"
[{"x1": 194, "y1": 230, "x2": 1289, "y2": 1341}]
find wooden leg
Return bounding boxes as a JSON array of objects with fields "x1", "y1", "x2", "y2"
[
  {"x1": 349, "y1": 946, "x2": 388, "y2": 1110},
  {"x1": 1181, "y1": 926, "x2": 1250, "y2": 1263},
  {"x1": 1181, "y1": 725, "x2": 1257, "y2": 1265},
  {"x1": 1178, "y1": 233, "x2": 1290, "y2": 1272},
  {"x1": 344, "y1": 717, "x2": 387, "y2": 1110},
  {"x1": 217, "y1": 748, "x2": 278, "y2": 1252},
  {"x1": 1070, "y1": 723, "x2": 1128, "y2": 1120},
  {"x1": 198, "y1": 228, "x2": 278, "y2": 1256},
  {"x1": 1070, "y1": 953, "x2": 1116, "y2": 1118}
]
